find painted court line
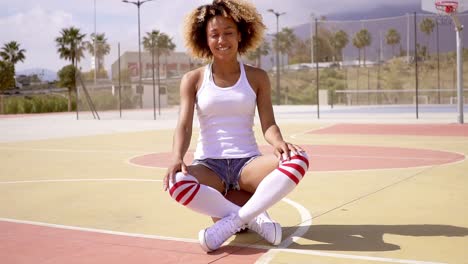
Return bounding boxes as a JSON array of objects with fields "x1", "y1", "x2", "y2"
[
  {"x1": 0, "y1": 217, "x2": 445, "y2": 264},
  {"x1": 0, "y1": 146, "x2": 147, "y2": 154},
  {"x1": 0, "y1": 178, "x2": 162, "y2": 184},
  {"x1": 0, "y1": 178, "x2": 446, "y2": 264},
  {"x1": 265, "y1": 248, "x2": 446, "y2": 264},
  {"x1": 255, "y1": 198, "x2": 312, "y2": 264}
]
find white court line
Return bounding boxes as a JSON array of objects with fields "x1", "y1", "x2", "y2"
[
  {"x1": 0, "y1": 146, "x2": 146, "y2": 154},
  {"x1": 0, "y1": 144, "x2": 460, "y2": 162},
  {"x1": 255, "y1": 198, "x2": 312, "y2": 263},
  {"x1": 287, "y1": 129, "x2": 467, "y2": 174},
  {"x1": 0, "y1": 217, "x2": 446, "y2": 264},
  {"x1": 264, "y1": 248, "x2": 446, "y2": 264},
  {"x1": 0, "y1": 178, "x2": 447, "y2": 264},
  {"x1": 126, "y1": 152, "x2": 466, "y2": 173},
  {"x1": 0, "y1": 178, "x2": 162, "y2": 184}
]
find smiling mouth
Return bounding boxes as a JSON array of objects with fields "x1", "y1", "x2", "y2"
[{"x1": 218, "y1": 47, "x2": 230, "y2": 51}]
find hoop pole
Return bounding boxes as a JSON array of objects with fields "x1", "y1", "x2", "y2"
[
  {"x1": 414, "y1": 12, "x2": 419, "y2": 119},
  {"x1": 452, "y1": 15, "x2": 463, "y2": 31},
  {"x1": 456, "y1": 24, "x2": 464, "y2": 123}
]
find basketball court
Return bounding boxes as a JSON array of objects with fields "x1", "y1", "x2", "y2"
[
  {"x1": 1, "y1": 0, "x2": 468, "y2": 262},
  {"x1": 0, "y1": 103, "x2": 467, "y2": 264}
]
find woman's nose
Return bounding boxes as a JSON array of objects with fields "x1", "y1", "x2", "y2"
[{"x1": 217, "y1": 35, "x2": 226, "y2": 43}]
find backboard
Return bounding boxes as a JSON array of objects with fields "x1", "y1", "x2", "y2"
[{"x1": 422, "y1": 0, "x2": 468, "y2": 14}]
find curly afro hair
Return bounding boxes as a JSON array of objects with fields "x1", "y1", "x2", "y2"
[{"x1": 183, "y1": 0, "x2": 265, "y2": 60}]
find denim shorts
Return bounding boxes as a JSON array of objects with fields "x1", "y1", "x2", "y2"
[{"x1": 192, "y1": 156, "x2": 258, "y2": 195}]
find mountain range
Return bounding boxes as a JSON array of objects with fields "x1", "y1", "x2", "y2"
[
  {"x1": 326, "y1": 2, "x2": 424, "y2": 20},
  {"x1": 263, "y1": 2, "x2": 467, "y2": 68}
]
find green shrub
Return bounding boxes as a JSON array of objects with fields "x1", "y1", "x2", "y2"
[
  {"x1": 5, "y1": 97, "x2": 20, "y2": 114},
  {"x1": 23, "y1": 99, "x2": 33, "y2": 113},
  {"x1": 32, "y1": 97, "x2": 44, "y2": 113}
]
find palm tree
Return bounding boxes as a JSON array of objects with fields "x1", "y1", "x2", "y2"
[
  {"x1": 420, "y1": 18, "x2": 435, "y2": 59},
  {"x1": 352, "y1": 34, "x2": 364, "y2": 66},
  {"x1": 143, "y1": 30, "x2": 175, "y2": 115},
  {"x1": 143, "y1": 30, "x2": 176, "y2": 77},
  {"x1": 333, "y1": 30, "x2": 349, "y2": 64},
  {"x1": 157, "y1": 33, "x2": 176, "y2": 77},
  {"x1": 386, "y1": 28, "x2": 401, "y2": 58},
  {"x1": 354, "y1": 29, "x2": 371, "y2": 66},
  {"x1": 0, "y1": 41, "x2": 26, "y2": 76},
  {"x1": 86, "y1": 33, "x2": 111, "y2": 77},
  {"x1": 143, "y1": 30, "x2": 160, "y2": 78},
  {"x1": 275, "y1": 27, "x2": 297, "y2": 70},
  {"x1": 55, "y1": 26, "x2": 86, "y2": 111},
  {"x1": 246, "y1": 39, "x2": 270, "y2": 68},
  {"x1": 313, "y1": 28, "x2": 334, "y2": 62},
  {"x1": 55, "y1": 27, "x2": 86, "y2": 68}
]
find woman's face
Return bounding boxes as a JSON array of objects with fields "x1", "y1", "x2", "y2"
[{"x1": 206, "y1": 15, "x2": 241, "y2": 60}]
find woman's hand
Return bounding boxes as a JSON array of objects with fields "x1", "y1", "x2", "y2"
[
  {"x1": 273, "y1": 141, "x2": 304, "y2": 161},
  {"x1": 163, "y1": 159, "x2": 188, "y2": 191}
]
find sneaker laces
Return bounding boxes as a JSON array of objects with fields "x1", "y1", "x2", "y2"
[
  {"x1": 248, "y1": 213, "x2": 269, "y2": 237},
  {"x1": 206, "y1": 213, "x2": 245, "y2": 249},
  {"x1": 248, "y1": 212, "x2": 281, "y2": 245}
]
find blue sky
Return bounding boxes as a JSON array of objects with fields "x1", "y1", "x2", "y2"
[{"x1": 0, "y1": 0, "x2": 421, "y2": 73}]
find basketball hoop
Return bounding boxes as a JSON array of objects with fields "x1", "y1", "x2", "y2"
[
  {"x1": 435, "y1": 0, "x2": 459, "y2": 14},
  {"x1": 433, "y1": 0, "x2": 463, "y2": 30}
]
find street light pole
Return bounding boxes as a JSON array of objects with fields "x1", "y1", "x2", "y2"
[
  {"x1": 268, "y1": 9, "x2": 285, "y2": 105},
  {"x1": 122, "y1": 0, "x2": 154, "y2": 108},
  {"x1": 94, "y1": 0, "x2": 97, "y2": 87}
]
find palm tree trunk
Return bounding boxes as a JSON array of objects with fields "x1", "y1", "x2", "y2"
[
  {"x1": 72, "y1": 59, "x2": 77, "y2": 112},
  {"x1": 363, "y1": 47, "x2": 366, "y2": 67},
  {"x1": 68, "y1": 88, "x2": 72, "y2": 112}
]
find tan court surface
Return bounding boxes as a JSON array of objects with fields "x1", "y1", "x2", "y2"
[{"x1": 0, "y1": 107, "x2": 467, "y2": 264}]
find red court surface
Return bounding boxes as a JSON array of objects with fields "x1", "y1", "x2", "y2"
[
  {"x1": 130, "y1": 144, "x2": 465, "y2": 172},
  {"x1": 308, "y1": 124, "x2": 468, "y2": 137},
  {"x1": 0, "y1": 220, "x2": 266, "y2": 264}
]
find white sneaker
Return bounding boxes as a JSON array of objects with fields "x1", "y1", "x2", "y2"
[
  {"x1": 248, "y1": 212, "x2": 282, "y2": 245},
  {"x1": 198, "y1": 213, "x2": 245, "y2": 252}
]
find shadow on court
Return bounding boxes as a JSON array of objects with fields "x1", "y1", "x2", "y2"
[{"x1": 281, "y1": 224, "x2": 468, "y2": 251}]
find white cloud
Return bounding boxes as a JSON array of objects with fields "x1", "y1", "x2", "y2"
[
  {"x1": 0, "y1": 0, "x2": 420, "y2": 73},
  {"x1": 0, "y1": 7, "x2": 75, "y2": 71}
]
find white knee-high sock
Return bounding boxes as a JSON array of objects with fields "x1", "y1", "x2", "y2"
[
  {"x1": 168, "y1": 172, "x2": 240, "y2": 218},
  {"x1": 238, "y1": 151, "x2": 309, "y2": 223}
]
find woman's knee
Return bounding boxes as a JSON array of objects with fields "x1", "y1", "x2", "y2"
[
  {"x1": 279, "y1": 150, "x2": 310, "y2": 184},
  {"x1": 294, "y1": 150, "x2": 309, "y2": 169},
  {"x1": 168, "y1": 172, "x2": 200, "y2": 205}
]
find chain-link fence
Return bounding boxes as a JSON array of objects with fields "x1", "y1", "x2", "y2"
[
  {"x1": 66, "y1": 12, "x2": 468, "y2": 120},
  {"x1": 274, "y1": 13, "x2": 468, "y2": 108},
  {"x1": 75, "y1": 39, "x2": 206, "y2": 120}
]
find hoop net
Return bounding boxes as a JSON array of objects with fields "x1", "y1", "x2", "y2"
[{"x1": 435, "y1": 0, "x2": 459, "y2": 14}]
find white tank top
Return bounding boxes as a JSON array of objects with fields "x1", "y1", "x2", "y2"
[{"x1": 193, "y1": 62, "x2": 261, "y2": 159}]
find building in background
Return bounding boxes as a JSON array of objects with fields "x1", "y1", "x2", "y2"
[{"x1": 111, "y1": 51, "x2": 203, "y2": 81}]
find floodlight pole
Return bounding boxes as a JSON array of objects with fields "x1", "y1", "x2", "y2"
[
  {"x1": 123, "y1": 0, "x2": 155, "y2": 108},
  {"x1": 268, "y1": 9, "x2": 285, "y2": 105}
]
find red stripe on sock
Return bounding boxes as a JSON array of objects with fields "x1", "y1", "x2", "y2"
[
  {"x1": 169, "y1": 180, "x2": 197, "y2": 196},
  {"x1": 283, "y1": 163, "x2": 305, "y2": 176},
  {"x1": 278, "y1": 167, "x2": 300, "y2": 184},
  {"x1": 291, "y1": 154, "x2": 309, "y2": 168},
  {"x1": 175, "y1": 184, "x2": 196, "y2": 203},
  {"x1": 183, "y1": 183, "x2": 200, "y2": 206}
]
